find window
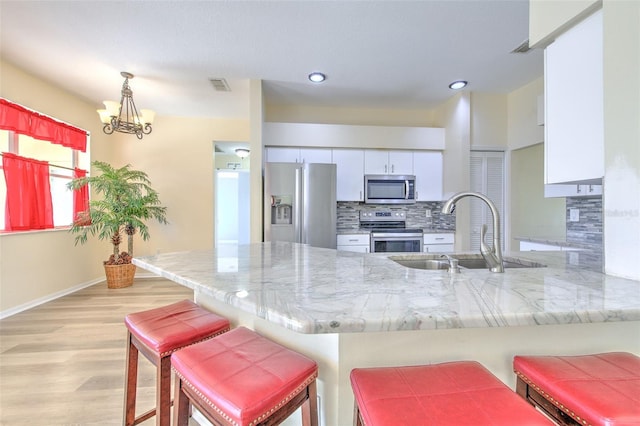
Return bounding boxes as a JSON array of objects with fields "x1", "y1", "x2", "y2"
[{"x1": 0, "y1": 117, "x2": 90, "y2": 231}]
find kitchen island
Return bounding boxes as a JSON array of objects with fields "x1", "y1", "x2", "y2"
[{"x1": 134, "y1": 242, "x2": 640, "y2": 426}]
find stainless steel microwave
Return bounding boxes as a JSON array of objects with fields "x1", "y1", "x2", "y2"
[{"x1": 364, "y1": 175, "x2": 416, "y2": 204}]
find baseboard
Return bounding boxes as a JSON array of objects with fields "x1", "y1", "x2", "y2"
[
  {"x1": 0, "y1": 277, "x2": 103, "y2": 320},
  {"x1": 0, "y1": 269, "x2": 164, "y2": 320}
]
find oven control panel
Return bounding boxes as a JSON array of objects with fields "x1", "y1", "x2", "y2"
[{"x1": 359, "y1": 210, "x2": 406, "y2": 221}]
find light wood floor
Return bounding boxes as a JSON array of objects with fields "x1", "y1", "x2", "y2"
[{"x1": 0, "y1": 278, "x2": 196, "y2": 425}]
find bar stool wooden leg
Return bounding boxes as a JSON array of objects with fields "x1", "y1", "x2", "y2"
[
  {"x1": 157, "y1": 356, "x2": 172, "y2": 426},
  {"x1": 123, "y1": 331, "x2": 139, "y2": 426},
  {"x1": 301, "y1": 380, "x2": 318, "y2": 426}
]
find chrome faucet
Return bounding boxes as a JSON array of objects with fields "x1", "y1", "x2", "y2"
[{"x1": 442, "y1": 192, "x2": 504, "y2": 273}]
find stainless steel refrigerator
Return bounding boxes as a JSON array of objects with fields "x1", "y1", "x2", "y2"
[{"x1": 264, "y1": 162, "x2": 337, "y2": 249}]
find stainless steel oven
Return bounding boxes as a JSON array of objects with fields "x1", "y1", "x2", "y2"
[
  {"x1": 370, "y1": 230, "x2": 423, "y2": 253},
  {"x1": 359, "y1": 210, "x2": 423, "y2": 253}
]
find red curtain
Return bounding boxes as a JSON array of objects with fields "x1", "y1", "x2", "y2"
[
  {"x1": 2, "y1": 153, "x2": 54, "y2": 231},
  {"x1": 73, "y1": 168, "x2": 90, "y2": 225},
  {"x1": 0, "y1": 98, "x2": 87, "y2": 152}
]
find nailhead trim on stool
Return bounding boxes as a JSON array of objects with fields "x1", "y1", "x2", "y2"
[
  {"x1": 171, "y1": 326, "x2": 319, "y2": 426},
  {"x1": 123, "y1": 299, "x2": 230, "y2": 426},
  {"x1": 350, "y1": 361, "x2": 554, "y2": 426},
  {"x1": 513, "y1": 352, "x2": 640, "y2": 426}
]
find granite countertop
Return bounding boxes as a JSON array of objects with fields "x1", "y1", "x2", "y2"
[
  {"x1": 133, "y1": 242, "x2": 640, "y2": 335},
  {"x1": 515, "y1": 236, "x2": 600, "y2": 250}
]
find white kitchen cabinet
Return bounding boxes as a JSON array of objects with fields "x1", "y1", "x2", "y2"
[
  {"x1": 544, "y1": 10, "x2": 603, "y2": 184},
  {"x1": 423, "y1": 233, "x2": 454, "y2": 253},
  {"x1": 337, "y1": 234, "x2": 370, "y2": 253},
  {"x1": 364, "y1": 150, "x2": 413, "y2": 175},
  {"x1": 413, "y1": 151, "x2": 443, "y2": 201},
  {"x1": 544, "y1": 184, "x2": 602, "y2": 198},
  {"x1": 519, "y1": 241, "x2": 583, "y2": 252},
  {"x1": 332, "y1": 149, "x2": 365, "y2": 201},
  {"x1": 265, "y1": 147, "x2": 299, "y2": 163},
  {"x1": 265, "y1": 147, "x2": 332, "y2": 164}
]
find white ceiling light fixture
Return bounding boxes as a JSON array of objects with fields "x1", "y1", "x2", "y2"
[
  {"x1": 97, "y1": 71, "x2": 155, "y2": 140},
  {"x1": 308, "y1": 72, "x2": 326, "y2": 83},
  {"x1": 235, "y1": 148, "x2": 250, "y2": 158},
  {"x1": 448, "y1": 80, "x2": 468, "y2": 90}
]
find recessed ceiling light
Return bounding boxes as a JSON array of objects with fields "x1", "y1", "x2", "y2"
[
  {"x1": 449, "y1": 80, "x2": 468, "y2": 90},
  {"x1": 308, "y1": 72, "x2": 326, "y2": 83}
]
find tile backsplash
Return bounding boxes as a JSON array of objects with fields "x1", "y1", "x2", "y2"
[
  {"x1": 566, "y1": 196, "x2": 602, "y2": 247},
  {"x1": 337, "y1": 202, "x2": 456, "y2": 231}
]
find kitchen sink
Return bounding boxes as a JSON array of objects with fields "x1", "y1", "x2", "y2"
[
  {"x1": 390, "y1": 259, "x2": 450, "y2": 270},
  {"x1": 388, "y1": 254, "x2": 546, "y2": 270}
]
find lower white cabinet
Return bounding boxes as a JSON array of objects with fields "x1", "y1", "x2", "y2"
[
  {"x1": 337, "y1": 234, "x2": 370, "y2": 253},
  {"x1": 423, "y1": 233, "x2": 454, "y2": 253}
]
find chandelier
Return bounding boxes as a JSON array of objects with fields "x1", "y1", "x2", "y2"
[{"x1": 97, "y1": 71, "x2": 155, "y2": 139}]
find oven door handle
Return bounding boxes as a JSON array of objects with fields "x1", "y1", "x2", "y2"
[{"x1": 405, "y1": 180, "x2": 409, "y2": 200}]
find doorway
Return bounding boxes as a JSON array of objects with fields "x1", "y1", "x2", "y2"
[{"x1": 214, "y1": 143, "x2": 250, "y2": 246}]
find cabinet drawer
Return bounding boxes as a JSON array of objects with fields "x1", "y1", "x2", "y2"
[
  {"x1": 423, "y1": 244, "x2": 454, "y2": 253},
  {"x1": 423, "y1": 233, "x2": 454, "y2": 245},
  {"x1": 337, "y1": 234, "x2": 370, "y2": 246}
]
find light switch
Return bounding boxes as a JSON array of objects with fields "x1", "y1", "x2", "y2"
[
  {"x1": 569, "y1": 209, "x2": 580, "y2": 222},
  {"x1": 425, "y1": 209, "x2": 432, "y2": 218}
]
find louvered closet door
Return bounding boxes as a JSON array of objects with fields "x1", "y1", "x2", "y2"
[{"x1": 470, "y1": 151, "x2": 505, "y2": 251}]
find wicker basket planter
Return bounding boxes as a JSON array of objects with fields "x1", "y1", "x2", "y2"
[{"x1": 104, "y1": 263, "x2": 136, "y2": 289}]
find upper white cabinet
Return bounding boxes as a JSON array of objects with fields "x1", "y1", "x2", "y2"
[
  {"x1": 265, "y1": 147, "x2": 332, "y2": 164},
  {"x1": 413, "y1": 151, "x2": 443, "y2": 201},
  {"x1": 364, "y1": 150, "x2": 413, "y2": 175},
  {"x1": 544, "y1": 183, "x2": 602, "y2": 198},
  {"x1": 544, "y1": 10, "x2": 603, "y2": 184},
  {"x1": 332, "y1": 149, "x2": 365, "y2": 201}
]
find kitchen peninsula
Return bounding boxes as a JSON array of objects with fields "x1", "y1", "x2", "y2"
[{"x1": 134, "y1": 243, "x2": 640, "y2": 426}]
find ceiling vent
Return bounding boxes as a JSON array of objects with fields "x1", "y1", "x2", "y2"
[
  {"x1": 209, "y1": 78, "x2": 231, "y2": 91},
  {"x1": 511, "y1": 39, "x2": 531, "y2": 54}
]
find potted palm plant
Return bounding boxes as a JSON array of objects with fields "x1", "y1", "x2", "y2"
[{"x1": 67, "y1": 161, "x2": 168, "y2": 288}]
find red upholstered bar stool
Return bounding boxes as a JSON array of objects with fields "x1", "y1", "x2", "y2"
[
  {"x1": 171, "y1": 326, "x2": 319, "y2": 426},
  {"x1": 350, "y1": 361, "x2": 553, "y2": 426},
  {"x1": 514, "y1": 352, "x2": 640, "y2": 426},
  {"x1": 123, "y1": 299, "x2": 230, "y2": 426}
]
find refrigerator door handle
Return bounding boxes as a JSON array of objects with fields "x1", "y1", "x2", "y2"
[{"x1": 295, "y1": 167, "x2": 303, "y2": 243}]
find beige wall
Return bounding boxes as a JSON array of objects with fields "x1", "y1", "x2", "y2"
[
  {"x1": 112, "y1": 115, "x2": 249, "y2": 257},
  {"x1": 265, "y1": 104, "x2": 437, "y2": 127},
  {"x1": 507, "y1": 77, "x2": 545, "y2": 150},
  {"x1": 0, "y1": 60, "x2": 106, "y2": 313},
  {"x1": 433, "y1": 93, "x2": 473, "y2": 250},
  {"x1": 470, "y1": 92, "x2": 508, "y2": 148},
  {"x1": 510, "y1": 144, "x2": 566, "y2": 248},
  {"x1": 0, "y1": 59, "x2": 251, "y2": 314},
  {"x1": 602, "y1": 0, "x2": 640, "y2": 280}
]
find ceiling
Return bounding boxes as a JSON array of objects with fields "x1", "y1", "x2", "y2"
[{"x1": 0, "y1": 0, "x2": 542, "y2": 120}]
